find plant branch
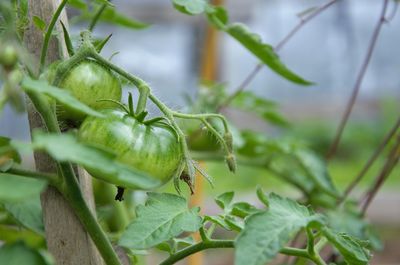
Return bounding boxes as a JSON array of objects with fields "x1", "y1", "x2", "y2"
[
  {"x1": 360, "y1": 133, "x2": 400, "y2": 216},
  {"x1": 159, "y1": 239, "x2": 313, "y2": 265},
  {"x1": 340, "y1": 116, "x2": 400, "y2": 202},
  {"x1": 219, "y1": 0, "x2": 338, "y2": 109},
  {"x1": 326, "y1": 0, "x2": 390, "y2": 160},
  {"x1": 39, "y1": 0, "x2": 69, "y2": 73}
]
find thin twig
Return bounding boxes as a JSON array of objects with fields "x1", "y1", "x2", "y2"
[
  {"x1": 359, "y1": 134, "x2": 400, "y2": 216},
  {"x1": 340, "y1": 116, "x2": 400, "y2": 201},
  {"x1": 326, "y1": 0, "x2": 390, "y2": 160},
  {"x1": 219, "y1": 0, "x2": 338, "y2": 109}
]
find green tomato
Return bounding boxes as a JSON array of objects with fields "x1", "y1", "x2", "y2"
[
  {"x1": 0, "y1": 44, "x2": 18, "y2": 68},
  {"x1": 58, "y1": 59, "x2": 121, "y2": 121},
  {"x1": 78, "y1": 109, "x2": 183, "y2": 186}
]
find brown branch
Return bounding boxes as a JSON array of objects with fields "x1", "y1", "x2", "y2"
[
  {"x1": 340, "y1": 116, "x2": 400, "y2": 202},
  {"x1": 359, "y1": 133, "x2": 400, "y2": 216},
  {"x1": 326, "y1": 0, "x2": 390, "y2": 160},
  {"x1": 219, "y1": 0, "x2": 338, "y2": 109}
]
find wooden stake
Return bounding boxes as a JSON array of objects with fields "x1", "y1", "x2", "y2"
[{"x1": 24, "y1": 1, "x2": 104, "y2": 264}]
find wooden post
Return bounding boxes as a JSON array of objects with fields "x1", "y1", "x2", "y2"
[{"x1": 24, "y1": 1, "x2": 104, "y2": 264}]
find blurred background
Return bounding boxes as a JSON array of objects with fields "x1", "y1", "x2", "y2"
[{"x1": 1, "y1": 0, "x2": 399, "y2": 264}]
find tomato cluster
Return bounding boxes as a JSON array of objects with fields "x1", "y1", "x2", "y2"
[{"x1": 54, "y1": 60, "x2": 182, "y2": 191}]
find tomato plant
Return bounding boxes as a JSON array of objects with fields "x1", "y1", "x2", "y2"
[{"x1": 0, "y1": 0, "x2": 398, "y2": 265}]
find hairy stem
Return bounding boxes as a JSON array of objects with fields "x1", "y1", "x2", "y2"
[
  {"x1": 39, "y1": 0, "x2": 69, "y2": 72},
  {"x1": 326, "y1": 0, "x2": 389, "y2": 160}
]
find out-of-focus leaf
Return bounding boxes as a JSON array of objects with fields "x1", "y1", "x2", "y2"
[
  {"x1": 172, "y1": 0, "x2": 208, "y2": 15},
  {"x1": 293, "y1": 149, "x2": 339, "y2": 198},
  {"x1": 119, "y1": 193, "x2": 202, "y2": 249},
  {"x1": 235, "y1": 193, "x2": 324, "y2": 265},
  {"x1": 0, "y1": 242, "x2": 48, "y2": 265},
  {"x1": 256, "y1": 187, "x2": 269, "y2": 207},
  {"x1": 322, "y1": 228, "x2": 371, "y2": 265},
  {"x1": 226, "y1": 23, "x2": 313, "y2": 85},
  {"x1": 0, "y1": 136, "x2": 21, "y2": 172},
  {"x1": 67, "y1": 0, "x2": 87, "y2": 10},
  {"x1": 4, "y1": 196, "x2": 44, "y2": 235},
  {"x1": 231, "y1": 91, "x2": 289, "y2": 127},
  {"x1": 215, "y1": 191, "x2": 234, "y2": 211},
  {"x1": 231, "y1": 202, "x2": 260, "y2": 218},
  {"x1": 12, "y1": 131, "x2": 161, "y2": 190},
  {"x1": 0, "y1": 224, "x2": 44, "y2": 248},
  {"x1": 21, "y1": 77, "x2": 102, "y2": 118},
  {"x1": 32, "y1": 16, "x2": 46, "y2": 32},
  {"x1": 100, "y1": 7, "x2": 148, "y2": 29},
  {"x1": 0, "y1": 173, "x2": 46, "y2": 203}
]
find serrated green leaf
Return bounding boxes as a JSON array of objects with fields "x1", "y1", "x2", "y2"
[
  {"x1": 32, "y1": 16, "x2": 46, "y2": 32},
  {"x1": 0, "y1": 173, "x2": 46, "y2": 203},
  {"x1": 231, "y1": 91, "x2": 289, "y2": 127},
  {"x1": 4, "y1": 196, "x2": 44, "y2": 235},
  {"x1": 119, "y1": 193, "x2": 202, "y2": 249},
  {"x1": 0, "y1": 242, "x2": 48, "y2": 265},
  {"x1": 215, "y1": 191, "x2": 234, "y2": 210},
  {"x1": 235, "y1": 193, "x2": 324, "y2": 265},
  {"x1": 322, "y1": 228, "x2": 371, "y2": 265},
  {"x1": 12, "y1": 132, "x2": 161, "y2": 190},
  {"x1": 226, "y1": 23, "x2": 313, "y2": 85},
  {"x1": 21, "y1": 77, "x2": 102, "y2": 118},
  {"x1": 173, "y1": 0, "x2": 208, "y2": 15}
]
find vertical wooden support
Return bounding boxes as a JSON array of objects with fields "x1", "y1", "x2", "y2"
[
  {"x1": 24, "y1": 1, "x2": 104, "y2": 264},
  {"x1": 188, "y1": 1, "x2": 224, "y2": 264}
]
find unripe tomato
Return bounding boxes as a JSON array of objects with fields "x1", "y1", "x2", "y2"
[
  {"x1": 0, "y1": 44, "x2": 18, "y2": 68},
  {"x1": 78, "y1": 109, "x2": 183, "y2": 187},
  {"x1": 58, "y1": 60, "x2": 121, "y2": 120}
]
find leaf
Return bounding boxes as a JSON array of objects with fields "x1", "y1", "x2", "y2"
[
  {"x1": 119, "y1": 193, "x2": 202, "y2": 249},
  {"x1": 255, "y1": 187, "x2": 269, "y2": 208},
  {"x1": 0, "y1": 173, "x2": 46, "y2": 203},
  {"x1": 173, "y1": 0, "x2": 208, "y2": 15},
  {"x1": 231, "y1": 202, "x2": 260, "y2": 218},
  {"x1": 60, "y1": 21, "x2": 74, "y2": 56},
  {"x1": 235, "y1": 193, "x2": 324, "y2": 265},
  {"x1": 12, "y1": 132, "x2": 161, "y2": 190},
  {"x1": 293, "y1": 149, "x2": 339, "y2": 198},
  {"x1": 21, "y1": 77, "x2": 102, "y2": 118},
  {"x1": 231, "y1": 91, "x2": 289, "y2": 127},
  {"x1": 204, "y1": 215, "x2": 232, "y2": 231},
  {"x1": 0, "y1": 242, "x2": 48, "y2": 265},
  {"x1": 215, "y1": 191, "x2": 234, "y2": 210},
  {"x1": 67, "y1": 0, "x2": 87, "y2": 10},
  {"x1": 4, "y1": 196, "x2": 44, "y2": 235},
  {"x1": 96, "y1": 6, "x2": 148, "y2": 29},
  {"x1": 226, "y1": 23, "x2": 313, "y2": 85},
  {"x1": 322, "y1": 228, "x2": 371, "y2": 265},
  {"x1": 32, "y1": 16, "x2": 46, "y2": 32},
  {"x1": 0, "y1": 136, "x2": 21, "y2": 172}
]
